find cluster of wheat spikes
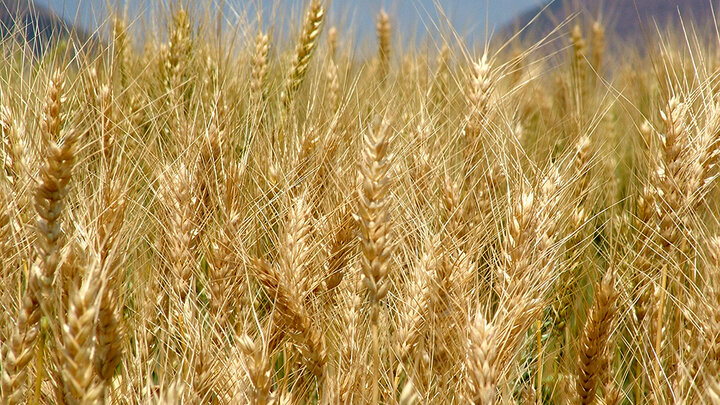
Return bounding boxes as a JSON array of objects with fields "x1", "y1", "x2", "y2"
[{"x1": 2, "y1": 1, "x2": 720, "y2": 403}]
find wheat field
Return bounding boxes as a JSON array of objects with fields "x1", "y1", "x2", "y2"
[{"x1": 1, "y1": 1, "x2": 720, "y2": 403}]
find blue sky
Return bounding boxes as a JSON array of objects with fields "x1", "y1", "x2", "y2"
[{"x1": 35, "y1": 0, "x2": 544, "y2": 42}]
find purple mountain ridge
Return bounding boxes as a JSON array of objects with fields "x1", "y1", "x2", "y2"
[
  {"x1": 501, "y1": 0, "x2": 720, "y2": 44},
  {"x1": 0, "y1": 0, "x2": 91, "y2": 55}
]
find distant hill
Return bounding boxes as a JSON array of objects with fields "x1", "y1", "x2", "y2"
[
  {"x1": 0, "y1": 0, "x2": 91, "y2": 56},
  {"x1": 502, "y1": 0, "x2": 719, "y2": 44}
]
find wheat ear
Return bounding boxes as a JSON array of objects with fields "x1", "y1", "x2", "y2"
[
  {"x1": 92, "y1": 158, "x2": 126, "y2": 388},
  {"x1": 657, "y1": 97, "x2": 688, "y2": 250},
  {"x1": 60, "y1": 264, "x2": 104, "y2": 404},
  {"x1": 254, "y1": 256, "x2": 326, "y2": 379},
  {"x1": 652, "y1": 97, "x2": 689, "y2": 388},
  {"x1": 94, "y1": 286, "x2": 123, "y2": 385},
  {"x1": 281, "y1": 0, "x2": 325, "y2": 108},
  {"x1": 0, "y1": 100, "x2": 27, "y2": 188},
  {"x1": 322, "y1": 206, "x2": 353, "y2": 292},
  {"x1": 376, "y1": 10, "x2": 391, "y2": 84},
  {"x1": 356, "y1": 116, "x2": 394, "y2": 403},
  {"x1": 112, "y1": 14, "x2": 130, "y2": 88},
  {"x1": 493, "y1": 173, "x2": 560, "y2": 378},
  {"x1": 250, "y1": 30, "x2": 269, "y2": 108},
  {"x1": 327, "y1": 26, "x2": 338, "y2": 59},
  {"x1": 554, "y1": 134, "x2": 592, "y2": 336},
  {"x1": 239, "y1": 334, "x2": 273, "y2": 405},
  {"x1": 570, "y1": 24, "x2": 586, "y2": 87},
  {"x1": 576, "y1": 270, "x2": 618, "y2": 405},
  {"x1": 463, "y1": 54, "x2": 493, "y2": 167},
  {"x1": 466, "y1": 54, "x2": 493, "y2": 126},
  {"x1": 253, "y1": 196, "x2": 326, "y2": 380},
  {"x1": 96, "y1": 84, "x2": 115, "y2": 162},
  {"x1": 466, "y1": 312, "x2": 498, "y2": 404},
  {"x1": 357, "y1": 116, "x2": 393, "y2": 311},
  {"x1": 1, "y1": 72, "x2": 80, "y2": 404},
  {"x1": 35, "y1": 70, "x2": 78, "y2": 305},
  {"x1": 207, "y1": 211, "x2": 243, "y2": 328},
  {"x1": 164, "y1": 8, "x2": 193, "y2": 90},
  {"x1": 1, "y1": 275, "x2": 42, "y2": 404},
  {"x1": 326, "y1": 59, "x2": 340, "y2": 114},
  {"x1": 158, "y1": 163, "x2": 198, "y2": 302},
  {"x1": 590, "y1": 21, "x2": 605, "y2": 74},
  {"x1": 431, "y1": 43, "x2": 450, "y2": 105}
]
